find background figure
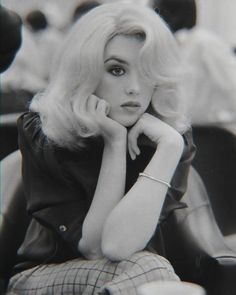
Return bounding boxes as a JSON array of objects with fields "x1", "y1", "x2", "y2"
[
  {"x1": 176, "y1": 28, "x2": 236, "y2": 124},
  {"x1": 24, "y1": 9, "x2": 64, "y2": 83},
  {"x1": 152, "y1": 0, "x2": 236, "y2": 125},
  {"x1": 152, "y1": 0, "x2": 196, "y2": 32},
  {"x1": 25, "y1": 9, "x2": 48, "y2": 31},
  {"x1": 1, "y1": 9, "x2": 63, "y2": 114},
  {"x1": 0, "y1": 1, "x2": 102, "y2": 115},
  {"x1": 72, "y1": 0, "x2": 100, "y2": 23},
  {"x1": 0, "y1": 5, "x2": 22, "y2": 73},
  {"x1": 1, "y1": 24, "x2": 46, "y2": 114}
]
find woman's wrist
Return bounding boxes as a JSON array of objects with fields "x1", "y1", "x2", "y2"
[
  {"x1": 156, "y1": 133, "x2": 184, "y2": 166},
  {"x1": 157, "y1": 131, "x2": 184, "y2": 154},
  {"x1": 144, "y1": 133, "x2": 184, "y2": 181},
  {"x1": 103, "y1": 128, "x2": 127, "y2": 147}
]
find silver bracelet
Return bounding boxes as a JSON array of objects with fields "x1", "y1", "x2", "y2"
[{"x1": 139, "y1": 172, "x2": 171, "y2": 188}]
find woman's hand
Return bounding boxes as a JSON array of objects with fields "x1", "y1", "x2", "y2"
[
  {"x1": 128, "y1": 113, "x2": 184, "y2": 160},
  {"x1": 86, "y1": 95, "x2": 127, "y2": 144}
]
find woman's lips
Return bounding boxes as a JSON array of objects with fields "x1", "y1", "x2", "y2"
[{"x1": 121, "y1": 101, "x2": 141, "y2": 112}]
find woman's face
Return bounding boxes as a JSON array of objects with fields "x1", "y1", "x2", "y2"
[{"x1": 94, "y1": 34, "x2": 154, "y2": 127}]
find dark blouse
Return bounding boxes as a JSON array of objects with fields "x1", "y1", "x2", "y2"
[{"x1": 15, "y1": 112, "x2": 196, "y2": 272}]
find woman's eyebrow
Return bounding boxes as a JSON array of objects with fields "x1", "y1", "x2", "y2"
[{"x1": 104, "y1": 56, "x2": 128, "y2": 65}]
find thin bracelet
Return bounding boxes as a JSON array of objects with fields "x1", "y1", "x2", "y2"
[{"x1": 139, "y1": 172, "x2": 171, "y2": 188}]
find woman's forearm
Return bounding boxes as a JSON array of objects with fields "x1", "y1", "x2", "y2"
[
  {"x1": 101, "y1": 135, "x2": 184, "y2": 261},
  {"x1": 78, "y1": 139, "x2": 127, "y2": 259}
]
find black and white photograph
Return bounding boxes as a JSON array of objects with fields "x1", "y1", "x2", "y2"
[{"x1": 1, "y1": 1, "x2": 236, "y2": 294}]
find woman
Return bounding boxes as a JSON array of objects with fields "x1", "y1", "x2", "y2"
[{"x1": 7, "y1": 3, "x2": 195, "y2": 294}]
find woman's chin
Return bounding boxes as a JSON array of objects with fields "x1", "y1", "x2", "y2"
[{"x1": 114, "y1": 116, "x2": 141, "y2": 128}]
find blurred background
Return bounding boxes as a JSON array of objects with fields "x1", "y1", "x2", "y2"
[
  {"x1": 1, "y1": 0, "x2": 236, "y2": 127},
  {"x1": 2, "y1": 0, "x2": 236, "y2": 45}
]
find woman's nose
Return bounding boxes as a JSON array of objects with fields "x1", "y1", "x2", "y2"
[{"x1": 126, "y1": 74, "x2": 141, "y2": 96}]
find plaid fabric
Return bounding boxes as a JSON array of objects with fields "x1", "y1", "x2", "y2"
[{"x1": 7, "y1": 251, "x2": 179, "y2": 295}]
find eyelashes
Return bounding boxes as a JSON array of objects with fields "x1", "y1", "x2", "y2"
[{"x1": 107, "y1": 65, "x2": 126, "y2": 77}]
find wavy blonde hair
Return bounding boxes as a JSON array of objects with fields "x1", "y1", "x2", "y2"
[{"x1": 30, "y1": 2, "x2": 189, "y2": 149}]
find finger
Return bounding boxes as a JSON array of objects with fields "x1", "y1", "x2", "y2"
[
  {"x1": 128, "y1": 126, "x2": 141, "y2": 159},
  {"x1": 72, "y1": 99, "x2": 79, "y2": 115},
  {"x1": 130, "y1": 142, "x2": 140, "y2": 157},
  {"x1": 128, "y1": 141, "x2": 137, "y2": 160},
  {"x1": 128, "y1": 146, "x2": 136, "y2": 161},
  {"x1": 128, "y1": 124, "x2": 141, "y2": 154},
  {"x1": 87, "y1": 95, "x2": 99, "y2": 113},
  {"x1": 96, "y1": 99, "x2": 110, "y2": 116}
]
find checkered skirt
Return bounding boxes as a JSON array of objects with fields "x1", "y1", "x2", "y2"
[{"x1": 7, "y1": 251, "x2": 179, "y2": 295}]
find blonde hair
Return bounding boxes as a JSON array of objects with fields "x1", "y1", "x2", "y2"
[{"x1": 30, "y1": 2, "x2": 189, "y2": 149}]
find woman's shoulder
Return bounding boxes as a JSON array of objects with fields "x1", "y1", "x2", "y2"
[
  {"x1": 18, "y1": 111, "x2": 40, "y2": 125},
  {"x1": 18, "y1": 111, "x2": 41, "y2": 133},
  {"x1": 17, "y1": 111, "x2": 49, "y2": 150}
]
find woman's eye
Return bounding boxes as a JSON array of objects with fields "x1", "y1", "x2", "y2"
[{"x1": 109, "y1": 66, "x2": 125, "y2": 76}]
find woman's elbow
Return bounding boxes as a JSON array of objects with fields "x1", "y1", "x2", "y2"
[
  {"x1": 101, "y1": 238, "x2": 136, "y2": 261},
  {"x1": 78, "y1": 238, "x2": 103, "y2": 260},
  {"x1": 101, "y1": 224, "x2": 144, "y2": 261}
]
